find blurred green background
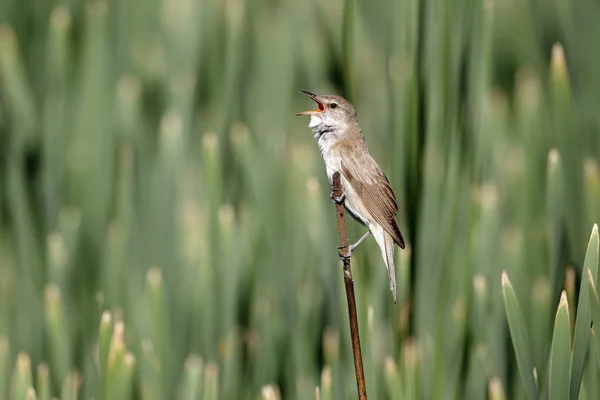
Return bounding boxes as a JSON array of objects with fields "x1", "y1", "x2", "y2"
[{"x1": 1, "y1": 0, "x2": 600, "y2": 398}]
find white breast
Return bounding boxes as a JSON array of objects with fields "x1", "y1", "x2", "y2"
[
  {"x1": 306, "y1": 116, "x2": 372, "y2": 228},
  {"x1": 322, "y1": 148, "x2": 342, "y2": 183}
]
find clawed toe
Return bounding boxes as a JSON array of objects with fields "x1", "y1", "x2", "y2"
[
  {"x1": 329, "y1": 191, "x2": 345, "y2": 205},
  {"x1": 337, "y1": 246, "x2": 352, "y2": 260}
]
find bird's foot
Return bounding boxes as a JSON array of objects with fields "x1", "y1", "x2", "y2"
[
  {"x1": 330, "y1": 191, "x2": 345, "y2": 205},
  {"x1": 337, "y1": 245, "x2": 353, "y2": 260}
]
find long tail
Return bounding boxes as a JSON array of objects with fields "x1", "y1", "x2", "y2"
[{"x1": 373, "y1": 228, "x2": 397, "y2": 304}]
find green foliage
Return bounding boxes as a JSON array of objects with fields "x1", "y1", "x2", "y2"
[
  {"x1": 548, "y1": 291, "x2": 571, "y2": 400},
  {"x1": 0, "y1": 0, "x2": 600, "y2": 398},
  {"x1": 503, "y1": 226, "x2": 600, "y2": 400},
  {"x1": 501, "y1": 272, "x2": 538, "y2": 400}
]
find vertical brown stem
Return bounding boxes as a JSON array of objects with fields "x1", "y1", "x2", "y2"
[{"x1": 332, "y1": 172, "x2": 367, "y2": 400}]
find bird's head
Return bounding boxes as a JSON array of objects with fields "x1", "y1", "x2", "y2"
[{"x1": 295, "y1": 91, "x2": 358, "y2": 137}]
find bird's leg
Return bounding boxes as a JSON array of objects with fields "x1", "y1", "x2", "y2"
[
  {"x1": 330, "y1": 191, "x2": 345, "y2": 205},
  {"x1": 338, "y1": 231, "x2": 371, "y2": 259}
]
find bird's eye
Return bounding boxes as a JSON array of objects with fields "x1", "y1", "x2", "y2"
[{"x1": 330, "y1": 103, "x2": 338, "y2": 109}]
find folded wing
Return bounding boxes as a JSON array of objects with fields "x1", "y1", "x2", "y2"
[{"x1": 340, "y1": 146, "x2": 406, "y2": 249}]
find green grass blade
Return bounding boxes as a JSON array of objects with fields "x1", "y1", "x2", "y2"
[
  {"x1": 104, "y1": 322, "x2": 125, "y2": 400},
  {"x1": 587, "y1": 268, "x2": 600, "y2": 370},
  {"x1": 488, "y1": 377, "x2": 507, "y2": 400},
  {"x1": 259, "y1": 385, "x2": 281, "y2": 400},
  {"x1": 317, "y1": 367, "x2": 332, "y2": 400},
  {"x1": 177, "y1": 355, "x2": 203, "y2": 400},
  {"x1": 0, "y1": 25, "x2": 37, "y2": 146},
  {"x1": 10, "y1": 353, "x2": 32, "y2": 400},
  {"x1": 139, "y1": 340, "x2": 161, "y2": 400},
  {"x1": 201, "y1": 363, "x2": 218, "y2": 400},
  {"x1": 570, "y1": 224, "x2": 599, "y2": 399},
  {"x1": 26, "y1": 387, "x2": 37, "y2": 400},
  {"x1": 98, "y1": 311, "x2": 113, "y2": 396},
  {"x1": 549, "y1": 291, "x2": 572, "y2": 400},
  {"x1": 501, "y1": 271, "x2": 538, "y2": 400},
  {"x1": 60, "y1": 371, "x2": 80, "y2": 400},
  {"x1": 145, "y1": 268, "x2": 168, "y2": 398},
  {"x1": 44, "y1": 285, "x2": 70, "y2": 384},
  {"x1": 36, "y1": 364, "x2": 51, "y2": 400},
  {"x1": 384, "y1": 357, "x2": 405, "y2": 400},
  {"x1": 0, "y1": 338, "x2": 8, "y2": 399}
]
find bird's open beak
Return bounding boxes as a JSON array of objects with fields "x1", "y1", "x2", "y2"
[{"x1": 295, "y1": 90, "x2": 325, "y2": 116}]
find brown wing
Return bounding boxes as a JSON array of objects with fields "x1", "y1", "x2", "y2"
[{"x1": 340, "y1": 147, "x2": 405, "y2": 249}]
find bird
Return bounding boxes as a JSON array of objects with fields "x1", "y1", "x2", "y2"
[{"x1": 295, "y1": 90, "x2": 406, "y2": 303}]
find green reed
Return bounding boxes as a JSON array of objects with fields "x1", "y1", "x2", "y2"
[{"x1": 0, "y1": 0, "x2": 600, "y2": 398}]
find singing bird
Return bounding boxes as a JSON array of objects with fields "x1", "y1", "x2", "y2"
[{"x1": 295, "y1": 90, "x2": 406, "y2": 303}]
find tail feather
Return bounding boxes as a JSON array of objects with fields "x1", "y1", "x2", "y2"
[{"x1": 373, "y1": 228, "x2": 397, "y2": 304}]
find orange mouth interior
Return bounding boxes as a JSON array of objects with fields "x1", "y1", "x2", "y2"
[
  {"x1": 295, "y1": 93, "x2": 325, "y2": 116},
  {"x1": 309, "y1": 101, "x2": 325, "y2": 113}
]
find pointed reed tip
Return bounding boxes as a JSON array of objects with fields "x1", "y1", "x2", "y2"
[
  {"x1": 501, "y1": 270, "x2": 509, "y2": 285},
  {"x1": 44, "y1": 284, "x2": 61, "y2": 304},
  {"x1": 50, "y1": 6, "x2": 71, "y2": 29},
  {"x1": 551, "y1": 43, "x2": 567, "y2": 75},
  {"x1": 113, "y1": 320, "x2": 125, "y2": 338},
  {"x1": 402, "y1": 338, "x2": 419, "y2": 367},
  {"x1": 184, "y1": 354, "x2": 203, "y2": 371},
  {"x1": 260, "y1": 385, "x2": 280, "y2": 400},
  {"x1": 384, "y1": 356, "x2": 397, "y2": 374},
  {"x1": 100, "y1": 311, "x2": 112, "y2": 324},
  {"x1": 452, "y1": 298, "x2": 466, "y2": 323},
  {"x1": 16, "y1": 352, "x2": 31, "y2": 371},
  {"x1": 96, "y1": 291, "x2": 106, "y2": 308},
  {"x1": 160, "y1": 110, "x2": 183, "y2": 142},
  {"x1": 218, "y1": 204, "x2": 235, "y2": 229},
  {"x1": 117, "y1": 75, "x2": 142, "y2": 100},
  {"x1": 202, "y1": 131, "x2": 218, "y2": 150},
  {"x1": 585, "y1": 159, "x2": 598, "y2": 180},
  {"x1": 593, "y1": 224, "x2": 598, "y2": 234},
  {"x1": 230, "y1": 122, "x2": 250, "y2": 147},
  {"x1": 146, "y1": 267, "x2": 163, "y2": 286},
  {"x1": 320, "y1": 366, "x2": 332, "y2": 387},
  {"x1": 37, "y1": 363, "x2": 49, "y2": 375},
  {"x1": 473, "y1": 274, "x2": 487, "y2": 294},
  {"x1": 477, "y1": 183, "x2": 498, "y2": 209},
  {"x1": 26, "y1": 387, "x2": 36, "y2": 399},
  {"x1": 488, "y1": 377, "x2": 505, "y2": 398},
  {"x1": 47, "y1": 232, "x2": 68, "y2": 266},
  {"x1": 63, "y1": 370, "x2": 82, "y2": 392},
  {"x1": 559, "y1": 290, "x2": 568, "y2": 307},
  {"x1": 548, "y1": 148, "x2": 560, "y2": 166},
  {"x1": 124, "y1": 352, "x2": 136, "y2": 367},
  {"x1": 205, "y1": 361, "x2": 219, "y2": 378}
]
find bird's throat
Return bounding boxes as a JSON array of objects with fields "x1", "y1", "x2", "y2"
[
  {"x1": 308, "y1": 114, "x2": 324, "y2": 130},
  {"x1": 309, "y1": 116, "x2": 336, "y2": 140}
]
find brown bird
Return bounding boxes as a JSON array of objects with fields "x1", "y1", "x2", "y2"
[{"x1": 295, "y1": 90, "x2": 406, "y2": 303}]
